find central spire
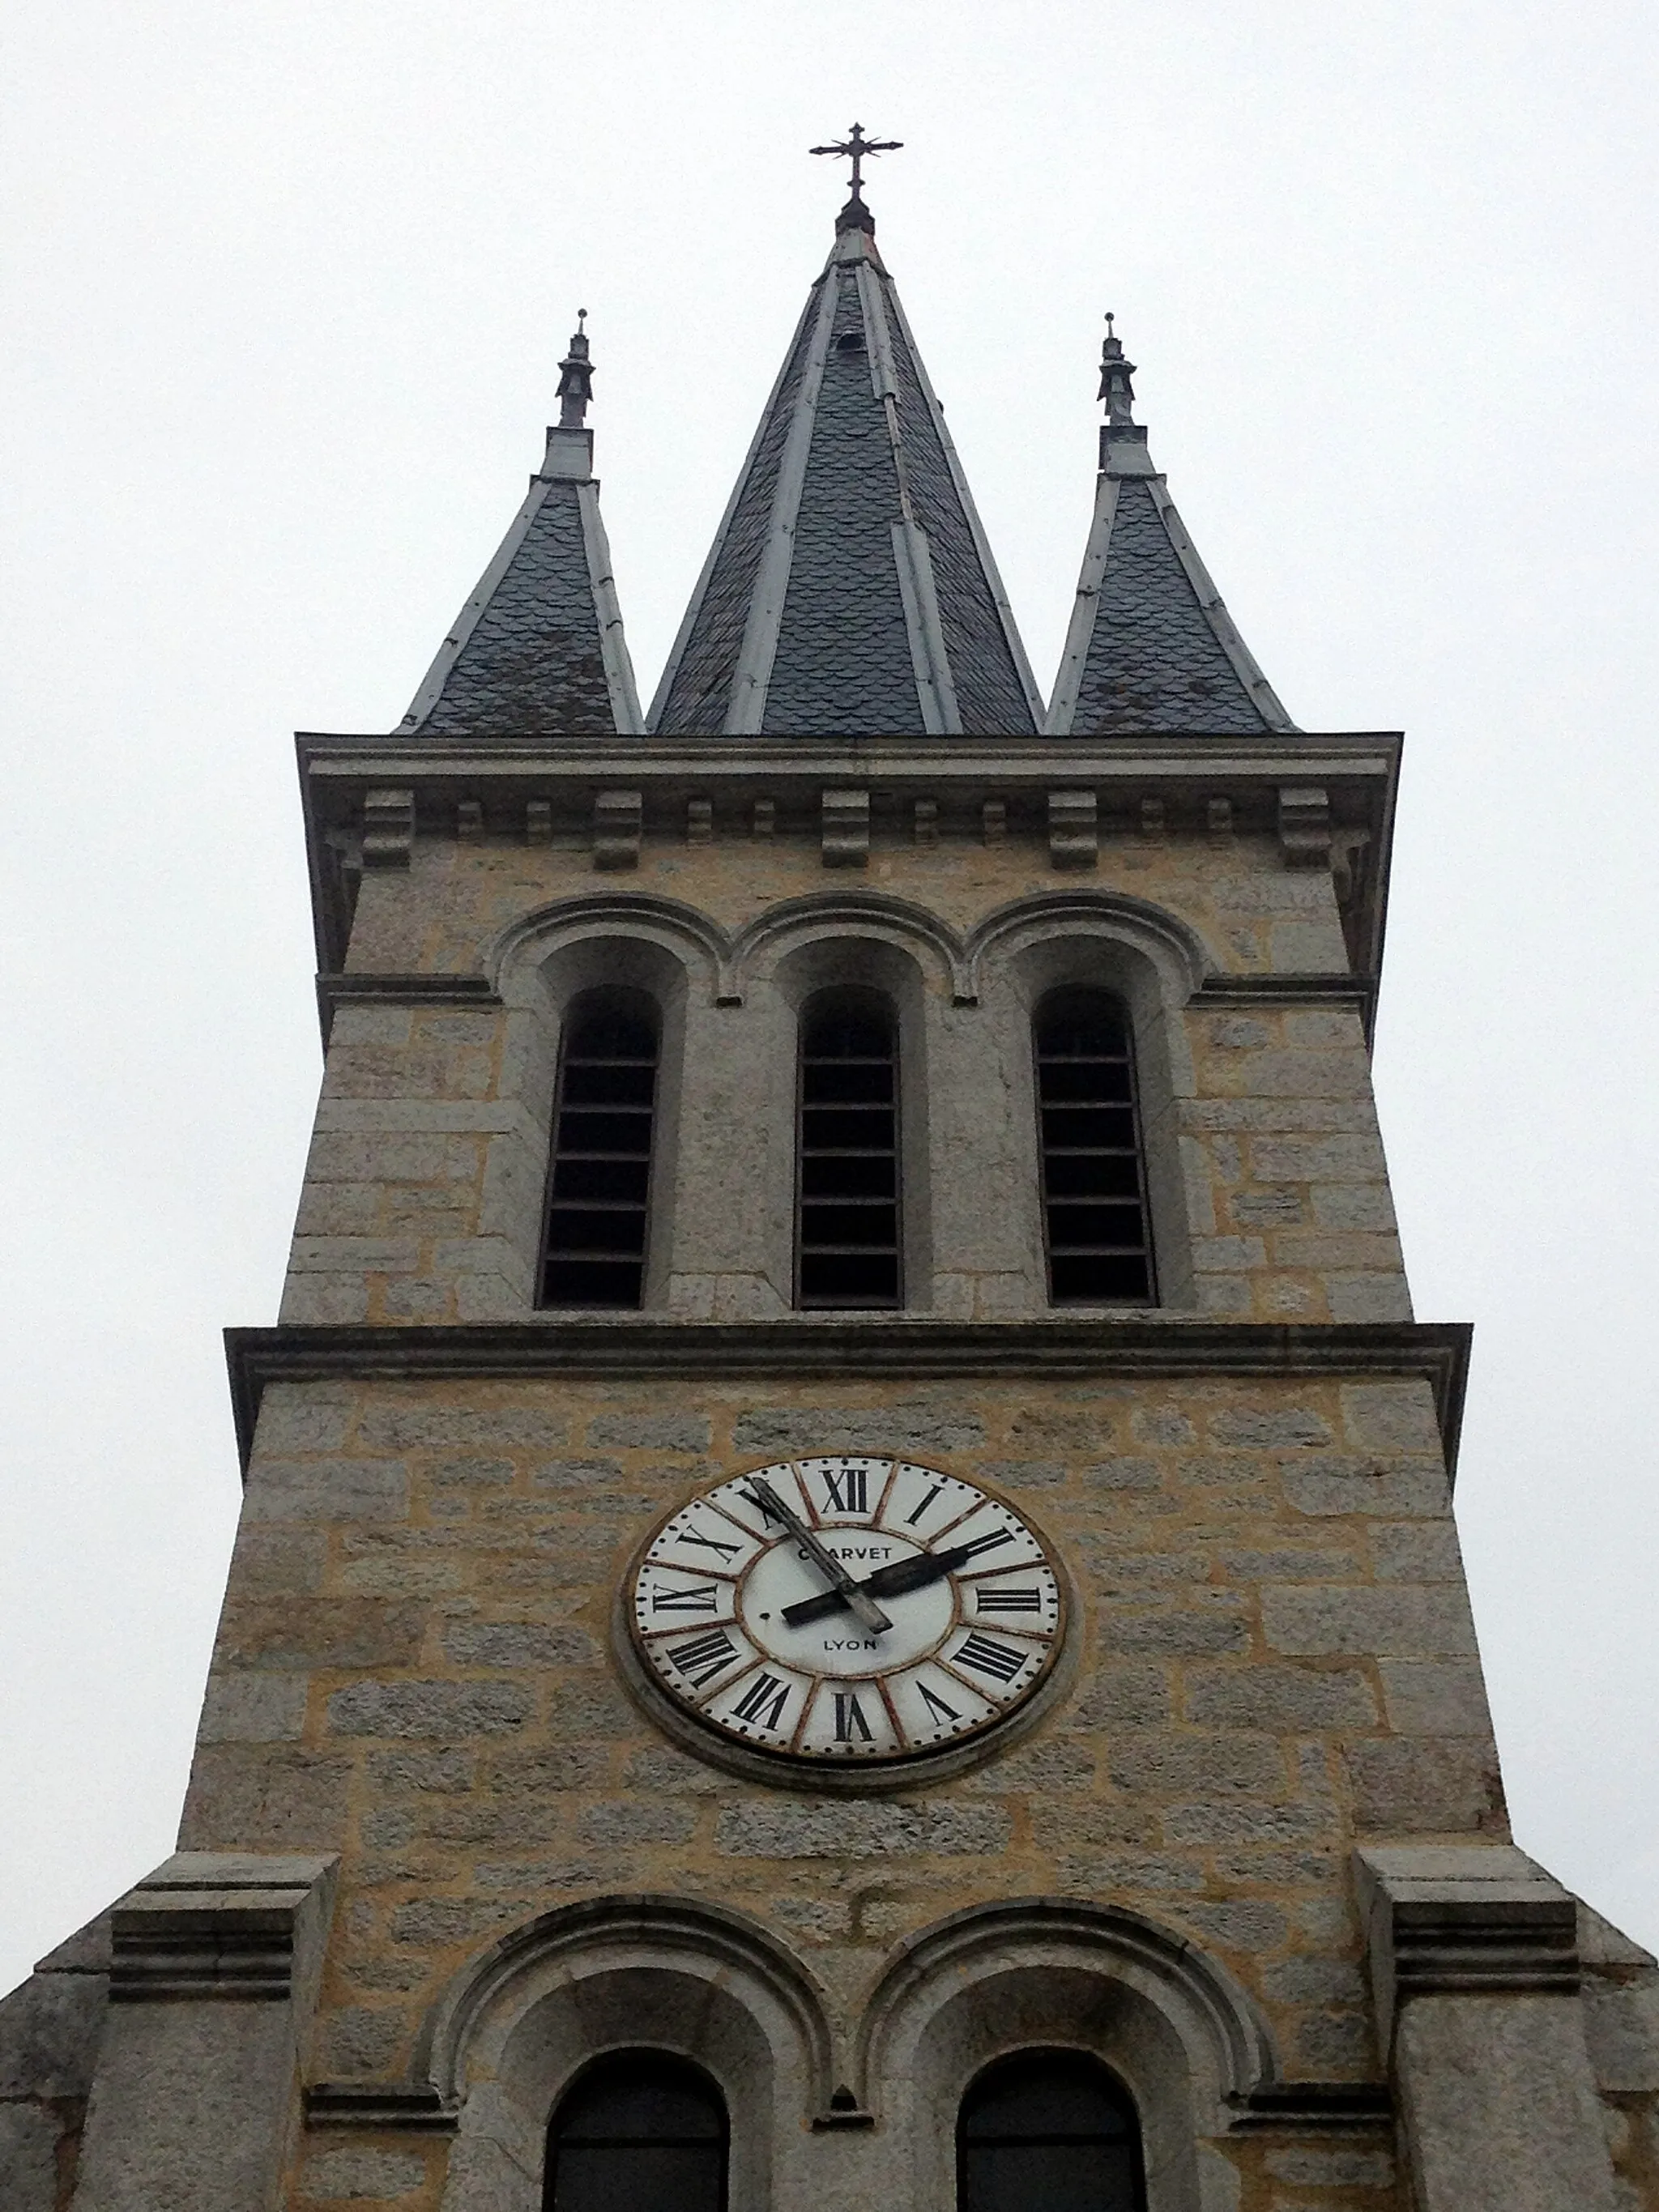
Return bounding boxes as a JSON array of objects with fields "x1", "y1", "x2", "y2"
[{"x1": 649, "y1": 136, "x2": 1041, "y2": 737}]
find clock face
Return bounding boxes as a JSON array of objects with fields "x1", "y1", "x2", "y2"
[{"x1": 627, "y1": 1457, "x2": 1064, "y2": 1763}]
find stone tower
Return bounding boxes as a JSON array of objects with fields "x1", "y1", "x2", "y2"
[{"x1": 3, "y1": 163, "x2": 1655, "y2": 2212}]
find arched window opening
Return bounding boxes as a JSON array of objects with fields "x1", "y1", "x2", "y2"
[
  {"x1": 545, "y1": 2051, "x2": 727, "y2": 2212},
  {"x1": 539, "y1": 993, "x2": 660, "y2": 1309},
  {"x1": 796, "y1": 990, "x2": 902, "y2": 1309},
  {"x1": 1034, "y1": 988, "x2": 1155, "y2": 1305},
  {"x1": 958, "y1": 2049, "x2": 1146, "y2": 2212}
]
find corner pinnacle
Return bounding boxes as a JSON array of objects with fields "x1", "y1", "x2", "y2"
[
  {"x1": 1098, "y1": 312, "x2": 1137, "y2": 426},
  {"x1": 557, "y1": 309, "x2": 594, "y2": 430}
]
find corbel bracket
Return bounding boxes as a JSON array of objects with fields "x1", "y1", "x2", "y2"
[
  {"x1": 1047, "y1": 789, "x2": 1098, "y2": 870},
  {"x1": 361, "y1": 787, "x2": 415, "y2": 870},
  {"x1": 1278, "y1": 783, "x2": 1333, "y2": 870},
  {"x1": 821, "y1": 787, "x2": 870, "y2": 868},
  {"x1": 593, "y1": 789, "x2": 642, "y2": 871}
]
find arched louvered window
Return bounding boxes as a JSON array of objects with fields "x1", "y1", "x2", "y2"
[
  {"x1": 1035, "y1": 987, "x2": 1155, "y2": 1304},
  {"x1": 796, "y1": 990, "x2": 902, "y2": 1309},
  {"x1": 545, "y1": 2051, "x2": 727, "y2": 2212},
  {"x1": 958, "y1": 2049, "x2": 1146, "y2": 2212},
  {"x1": 539, "y1": 992, "x2": 659, "y2": 1309}
]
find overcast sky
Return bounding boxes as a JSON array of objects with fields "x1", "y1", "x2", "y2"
[{"x1": 4, "y1": 0, "x2": 1657, "y2": 1994}]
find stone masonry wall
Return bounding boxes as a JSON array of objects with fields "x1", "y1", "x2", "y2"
[
  {"x1": 284, "y1": 824, "x2": 1401, "y2": 1328},
  {"x1": 339, "y1": 825, "x2": 1350, "y2": 985},
  {"x1": 182, "y1": 1366, "x2": 1503, "y2": 2211}
]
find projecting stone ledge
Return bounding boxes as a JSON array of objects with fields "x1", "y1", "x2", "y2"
[
  {"x1": 69, "y1": 1853, "x2": 338, "y2": 2212},
  {"x1": 1355, "y1": 1845, "x2": 1619, "y2": 2212}
]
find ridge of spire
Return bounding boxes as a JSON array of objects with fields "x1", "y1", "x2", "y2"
[
  {"x1": 399, "y1": 311, "x2": 642, "y2": 738},
  {"x1": 1045, "y1": 314, "x2": 1295, "y2": 737}
]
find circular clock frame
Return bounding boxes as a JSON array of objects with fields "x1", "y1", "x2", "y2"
[{"x1": 616, "y1": 1455, "x2": 1077, "y2": 1794}]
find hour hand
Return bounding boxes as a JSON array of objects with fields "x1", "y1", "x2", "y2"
[
  {"x1": 744, "y1": 1480, "x2": 893, "y2": 1634},
  {"x1": 780, "y1": 1541, "x2": 975, "y2": 1628}
]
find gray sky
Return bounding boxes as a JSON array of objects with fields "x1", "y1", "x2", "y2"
[{"x1": 4, "y1": 0, "x2": 1656, "y2": 1994}]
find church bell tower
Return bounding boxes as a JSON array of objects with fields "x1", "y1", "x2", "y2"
[{"x1": 4, "y1": 137, "x2": 1655, "y2": 2212}]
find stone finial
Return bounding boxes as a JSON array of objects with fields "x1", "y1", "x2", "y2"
[
  {"x1": 834, "y1": 188, "x2": 876, "y2": 237},
  {"x1": 556, "y1": 310, "x2": 594, "y2": 430},
  {"x1": 1098, "y1": 312, "x2": 1137, "y2": 426}
]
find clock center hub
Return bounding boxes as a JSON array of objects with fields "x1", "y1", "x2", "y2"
[{"x1": 740, "y1": 1532, "x2": 951, "y2": 1673}]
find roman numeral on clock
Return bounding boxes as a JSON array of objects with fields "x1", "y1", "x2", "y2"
[
  {"x1": 954, "y1": 1526, "x2": 1017, "y2": 1562},
  {"x1": 650, "y1": 1582, "x2": 719, "y2": 1613},
  {"x1": 820, "y1": 1465, "x2": 868, "y2": 1515},
  {"x1": 665, "y1": 1628, "x2": 740, "y2": 1686},
  {"x1": 731, "y1": 1673, "x2": 791, "y2": 1731},
  {"x1": 674, "y1": 1526, "x2": 742, "y2": 1560},
  {"x1": 918, "y1": 1681, "x2": 962, "y2": 1725},
  {"x1": 954, "y1": 1632, "x2": 1028, "y2": 1684},
  {"x1": 833, "y1": 1692, "x2": 874, "y2": 1741},
  {"x1": 974, "y1": 1584, "x2": 1043, "y2": 1613}
]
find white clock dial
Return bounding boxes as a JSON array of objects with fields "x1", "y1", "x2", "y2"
[{"x1": 628, "y1": 1456, "x2": 1064, "y2": 1764}]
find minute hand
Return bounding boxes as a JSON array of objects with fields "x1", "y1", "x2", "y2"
[
  {"x1": 780, "y1": 1540, "x2": 980, "y2": 1628},
  {"x1": 745, "y1": 1480, "x2": 893, "y2": 1634}
]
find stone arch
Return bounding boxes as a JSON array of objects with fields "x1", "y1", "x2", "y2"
[
  {"x1": 728, "y1": 891, "x2": 971, "y2": 1005},
  {"x1": 856, "y1": 1899, "x2": 1276, "y2": 2212},
  {"x1": 488, "y1": 892, "x2": 731, "y2": 1008},
  {"x1": 962, "y1": 889, "x2": 1216, "y2": 1008},
  {"x1": 424, "y1": 1894, "x2": 835, "y2": 2212}
]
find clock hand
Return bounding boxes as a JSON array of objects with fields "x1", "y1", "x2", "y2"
[
  {"x1": 779, "y1": 1540, "x2": 979, "y2": 1628},
  {"x1": 744, "y1": 1479, "x2": 893, "y2": 1635}
]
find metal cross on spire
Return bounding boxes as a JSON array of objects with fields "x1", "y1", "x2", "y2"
[{"x1": 809, "y1": 121, "x2": 902, "y2": 197}]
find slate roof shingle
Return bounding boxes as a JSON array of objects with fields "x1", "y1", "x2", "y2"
[{"x1": 1071, "y1": 476, "x2": 1269, "y2": 735}]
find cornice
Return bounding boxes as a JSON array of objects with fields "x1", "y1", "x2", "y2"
[
  {"x1": 294, "y1": 727, "x2": 1402, "y2": 992},
  {"x1": 297, "y1": 728, "x2": 1402, "y2": 786},
  {"x1": 224, "y1": 1317, "x2": 1470, "y2": 1480}
]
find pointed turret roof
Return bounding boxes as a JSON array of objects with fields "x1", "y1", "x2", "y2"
[
  {"x1": 649, "y1": 191, "x2": 1042, "y2": 737},
  {"x1": 399, "y1": 315, "x2": 642, "y2": 737},
  {"x1": 1046, "y1": 318, "x2": 1294, "y2": 736}
]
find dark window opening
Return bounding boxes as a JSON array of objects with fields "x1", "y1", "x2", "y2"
[
  {"x1": 539, "y1": 994, "x2": 659, "y2": 1309},
  {"x1": 958, "y1": 2049, "x2": 1147, "y2": 2212},
  {"x1": 1035, "y1": 988, "x2": 1155, "y2": 1305},
  {"x1": 546, "y1": 2051, "x2": 727, "y2": 2212},
  {"x1": 796, "y1": 991, "x2": 901, "y2": 1309}
]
